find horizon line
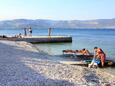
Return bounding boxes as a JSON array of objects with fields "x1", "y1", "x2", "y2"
[{"x1": 0, "y1": 17, "x2": 115, "y2": 21}]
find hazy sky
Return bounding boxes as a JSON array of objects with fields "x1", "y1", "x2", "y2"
[{"x1": 0, "y1": 0, "x2": 115, "y2": 20}]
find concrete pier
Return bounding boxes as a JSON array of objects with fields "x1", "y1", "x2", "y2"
[{"x1": 0, "y1": 36, "x2": 72, "y2": 43}]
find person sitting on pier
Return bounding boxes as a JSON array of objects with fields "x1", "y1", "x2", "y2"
[{"x1": 15, "y1": 33, "x2": 22, "y2": 38}]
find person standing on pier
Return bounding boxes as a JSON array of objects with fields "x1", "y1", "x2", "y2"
[
  {"x1": 24, "y1": 28, "x2": 27, "y2": 36},
  {"x1": 28, "y1": 27, "x2": 32, "y2": 36}
]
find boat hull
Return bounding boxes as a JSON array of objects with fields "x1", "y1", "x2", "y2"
[{"x1": 60, "y1": 60, "x2": 115, "y2": 67}]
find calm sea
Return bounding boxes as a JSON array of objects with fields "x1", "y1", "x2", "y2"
[
  {"x1": 0, "y1": 28, "x2": 115, "y2": 61},
  {"x1": 0, "y1": 28, "x2": 115, "y2": 74}
]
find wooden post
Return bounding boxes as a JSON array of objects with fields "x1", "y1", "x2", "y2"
[{"x1": 48, "y1": 28, "x2": 52, "y2": 36}]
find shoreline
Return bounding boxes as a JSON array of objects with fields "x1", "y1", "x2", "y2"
[{"x1": 0, "y1": 40, "x2": 115, "y2": 85}]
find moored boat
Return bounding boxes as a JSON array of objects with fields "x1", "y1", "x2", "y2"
[{"x1": 60, "y1": 60, "x2": 115, "y2": 67}]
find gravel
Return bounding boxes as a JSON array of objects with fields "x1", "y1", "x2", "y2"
[{"x1": 0, "y1": 40, "x2": 114, "y2": 86}]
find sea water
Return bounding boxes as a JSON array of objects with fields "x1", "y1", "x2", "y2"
[
  {"x1": 35, "y1": 29, "x2": 115, "y2": 61},
  {"x1": 0, "y1": 28, "x2": 115, "y2": 61},
  {"x1": 1, "y1": 28, "x2": 115, "y2": 75}
]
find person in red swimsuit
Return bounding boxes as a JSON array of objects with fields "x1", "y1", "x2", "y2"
[{"x1": 94, "y1": 47, "x2": 106, "y2": 67}]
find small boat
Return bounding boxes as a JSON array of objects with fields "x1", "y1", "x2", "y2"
[
  {"x1": 85, "y1": 60, "x2": 115, "y2": 67},
  {"x1": 76, "y1": 54, "x2": 94, "y2": 58},
  {"x1": 62, "y1": 50, "x2": 115, "y2": 67},
  {"x1": 62, "y1": 49, "x2": 94, "y2": 58},
  {"x1": 60, "y1": 60, "x2": 115, "y2": 67},
  {"x1": 63, "y1": 52, "x2": 94, "y2": 59}
]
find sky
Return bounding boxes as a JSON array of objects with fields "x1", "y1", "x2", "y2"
[{"x1": 0, "y1": 0, "x2": 115, "y2": 20}]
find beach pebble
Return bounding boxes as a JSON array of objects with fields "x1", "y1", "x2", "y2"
[{"x1": 0, "y1": 41, "x2": 114, "y2": 86}]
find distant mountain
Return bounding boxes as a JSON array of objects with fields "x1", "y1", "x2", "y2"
[{"x1": 0, "y1": 18, "x2": 115, "y2": 29}]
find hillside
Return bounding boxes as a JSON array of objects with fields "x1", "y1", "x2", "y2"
[{"x1": 0, "y1": 18, "x2": 115, "y2": 28}]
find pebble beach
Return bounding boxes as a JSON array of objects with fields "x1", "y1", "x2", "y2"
[{"x1": 0, "y1": 40, "x2": 115, "y2": 86}]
